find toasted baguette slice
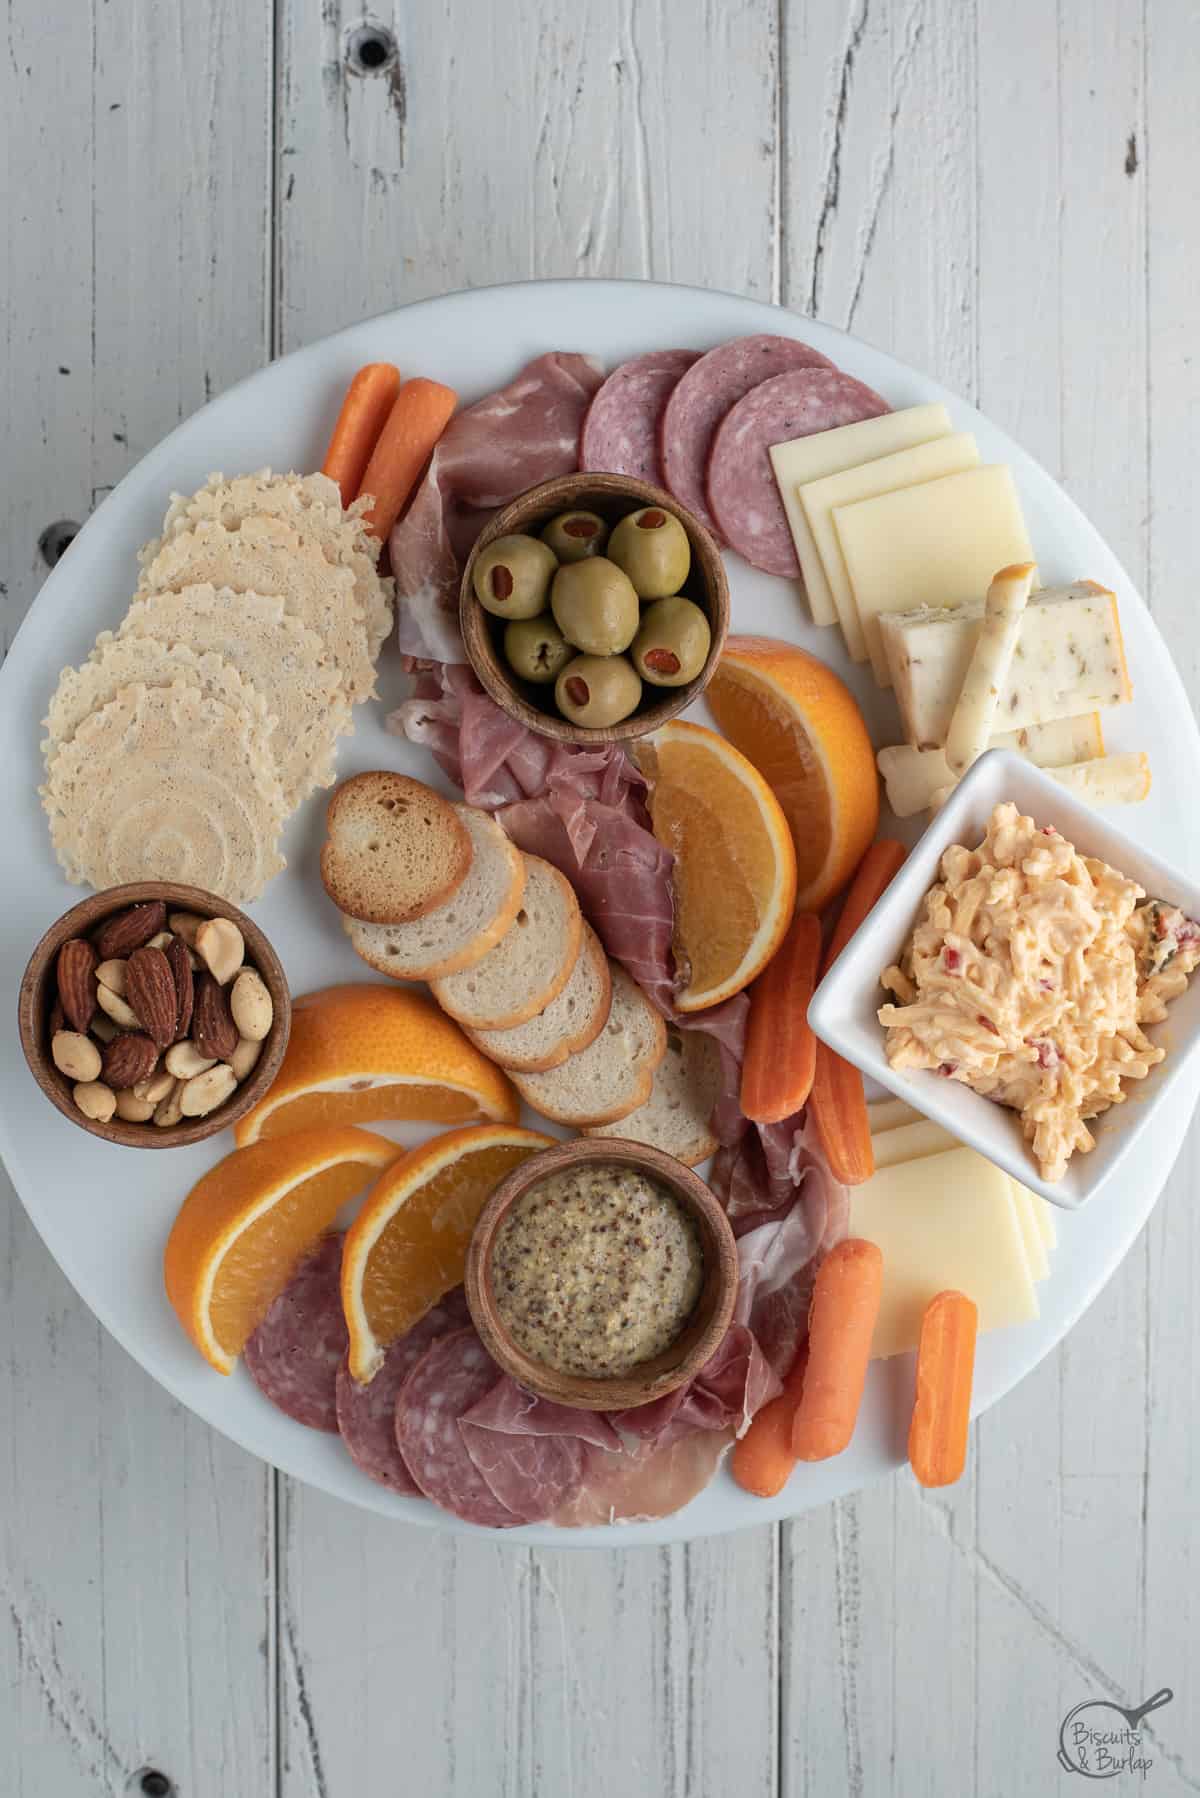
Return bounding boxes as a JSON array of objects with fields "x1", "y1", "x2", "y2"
[
  {"x1": 343, "y1": 805, "x2": 524, "y2": 980},
  {"x1": 511, "y1": 964, "x2": 667, "y2": 1126},
  {"x1": 466, "y1": 925, "x2": 612, "y2": 1072},
  {"x1": 584, "y1": 1027, "x2": 720, "y2": 1167},
  {"x1": 321, "y1": 771, "x2": 471, "y2": 924},
  {"x1": 431, "y1": 855, "x2": 582, "y2": 1030}
]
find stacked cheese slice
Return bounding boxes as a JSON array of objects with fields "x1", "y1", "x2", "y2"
[
  {"x1": 850, "y1": 1098, "x2": 1055, "y2": 1360},
  {"x1": 770, "y1": 407, "x2": 1144, "y2": 815}
]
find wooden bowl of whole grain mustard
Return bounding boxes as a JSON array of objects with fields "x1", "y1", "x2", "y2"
[{"x1": 465, "y1": 1138, "x2": 738, "y2": 1412}]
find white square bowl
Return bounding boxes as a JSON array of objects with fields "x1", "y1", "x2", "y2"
[{"x1": 808, "y1": 749, "x2": 1200, "y2": 1209}]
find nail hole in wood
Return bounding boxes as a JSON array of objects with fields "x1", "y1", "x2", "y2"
[
  {"x1": 39, "y1": 520, "x2": 80, "y2": 568},
  {"x1": 129, "y1": 1772, "x2": 174, "y2": 1798},
  {"x1": 346, "y1": 22, "x2": 397, "y2": 76}
]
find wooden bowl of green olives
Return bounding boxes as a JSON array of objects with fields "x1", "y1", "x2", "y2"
[{"x1": 459, "y1": 472, "x2": 730, "y2": 743}]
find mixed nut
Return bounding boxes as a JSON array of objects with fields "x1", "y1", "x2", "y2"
[{"x1": 49, "y1": 899, "x2": 274, "y2": 1130}]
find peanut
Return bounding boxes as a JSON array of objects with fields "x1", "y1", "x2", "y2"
[
  {"x1": 165, "y1": 1041, "x2": 217, "y2": 1079},
  {"x1": 114, "y1": 1089, "x2": 155, "y2": 1123},
  {"x1": 95, "y1": 958, "x2": 128, "y2": 995},
  {"x1": 195, "y1": 917, "x2": 244, "y2": 985},
  {"x1": 153, "y1": 1080, "x2": 185, "y2": 1128},
  {"x1": 134, "y1": 1068, "x2": 176, "y2": 1104},
  {"x1": 230, "y1": 969, "x2": 273, "y2": 1042},
  {"x1": 96, "y1": 983, "x2": 141, "y2": 1030},
  {"x1": 179, "y1": 1063, "x2": 237, "y2": 1118},
  {"x1": 52, "y1": 1030, "x2": 102, "y2": 1082},
  {"x1": 229, "y1": 1036, "x2": 263, "y2": 1081},
  {"x1": 74, "y1": 1080, "x2": 116, "y2": 1123},
  {"x1": 168, "y1": 912, "x2": 205, "y2": 948}
]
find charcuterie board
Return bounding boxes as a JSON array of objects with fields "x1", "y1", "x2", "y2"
[{"x1": 3, "y1": 279, "x2": 1198, "y2": 1544}]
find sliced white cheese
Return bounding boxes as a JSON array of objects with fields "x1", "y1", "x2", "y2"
[
  {"x1": 866, "y1": 1096, "x2": 924, "y2": 1134},
  {"x1": 1050, "y1": 751, "x2": 1151, "y2": 806},
  {"x1": 877, "y1": 715, "x2": 1106, "y2": 818},
  {"x1": 882, "y1": 580, "x2": 1131, "y2": 745},
  {"x1": 1029, "y1": 1184, "x2": 1057, "y2": 1251},
  {"x1": 1007, "y1": 1178, "x2": 1050, "y2": 1283},
  {"x1": 849, "y1": 1147, "x2": 1039, "y2": 1358},
  {"x1": 768, "y1": 404, "x2": 953, "y2": 627},
  {"x1": 871, "y1": 1118, "x2": 960, "y2": 1167},
  {"x1": 797, "y1": 433, "x2": 981, "y2": 660},
  {"x1": 832, "y1": 465, "x2": 1037, "y2": 685}
]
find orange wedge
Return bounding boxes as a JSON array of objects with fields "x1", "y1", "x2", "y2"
[
  {"x1": 342, "y1": 1123, "x2": 554, "y2": 1381},
  {"x1": 164, "y1": 1125, "x2": 401, "y2": 1374},
  {"x1": 234, "y1": 983, "x2": 519, "y2": 1146},
  {"x1": 634, "y1": 719, "x2": 797, "y2": 1012},
  {"x1": 707, "y1": 636, "x2": 879, "y2": 913}
]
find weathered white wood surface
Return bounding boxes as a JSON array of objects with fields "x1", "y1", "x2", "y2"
[{"x1": 2, "y1": 2, "x2": 1198, "y2": 1792}]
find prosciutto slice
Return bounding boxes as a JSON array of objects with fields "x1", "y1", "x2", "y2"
[
  {"x1": 459, "y1": 1378, "x2": 620, "y2": 1519},
  {"x1": 608, "y1": 1324, "x2": 779, "y2": 1451},
  {"x1": 553, "y1": 1429, "x2": 735, "y2": 1527}
]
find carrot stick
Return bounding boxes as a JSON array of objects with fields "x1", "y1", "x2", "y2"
[
  {"x1": 908, "y1": 1290, "x2": 978, "y2": 1487},
  {"x1": 792, "y1": 1238, "x2": 883, "y2": 1461},
  {"x1": 822, "y1": 838, "x2": 907, "y2": 973},
  {"x1": 810, "y1": 1038, "x2": 874, "y2": 1184},
  {"x1": 321, "y1": 363, "x2": 402, "y2": 507},
  {"x1": 742, "y1": 912, "x2": 821, "y2": 1124},
  {"x1": 356, "y1": 376, "x2": 458, "y2": 541},
  {"x1": 731, "y1": 1345, "x2": 809, "y2": 1497}
]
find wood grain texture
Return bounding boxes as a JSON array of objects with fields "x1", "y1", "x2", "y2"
[{"x1": 3, "y1": 1, "x2": 1200, "y2": 1793}]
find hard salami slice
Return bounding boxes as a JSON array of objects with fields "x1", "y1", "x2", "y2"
[
  {"x1": 706, "y1": 367, "x2": 889, "y2": 577},
  {"x1": 243, "y1": 1234, "x2": 347, "y2": 1432},
  {"x1": 580, "y1": 349, "x2": 699, "y2": 485},
  {"x1": 334, "y1": 1289, "x2": 471, "y2": 1494},
  {"x1": 394, "y1": 1327, "x2": 519, "y2": 1528},
  {"x1": 660, "y1": 334, "x2": 835, "y2": 537}
]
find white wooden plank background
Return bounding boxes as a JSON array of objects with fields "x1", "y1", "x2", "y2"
[{"x1": 2, "y1": 2, "x2": 1197, "y2": 1792}]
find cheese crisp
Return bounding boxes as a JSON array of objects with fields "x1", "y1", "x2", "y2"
[{"x1": 878, "y1": 801, "x2": 1200, "y2": 1182}]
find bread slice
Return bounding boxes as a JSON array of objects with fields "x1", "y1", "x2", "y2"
[
  {"x1": 466, "y1": 924, "x2": 612, "y2": 1072},
  {"x1": 431, "y1": 856, "x2": 582, "y2": 1030},
  {"x1": 584, "y1": 1027, "x2": 720, "y2": 1167},
  {"x1": 511, "y1": 964, "x2": 667, "y2": 1126},
  {"x1": 321, "y1": 771, "x2": 472, "y2": 924},
  {"x1": 343, "y1": 805, "x2": 524, "y2": 980}
]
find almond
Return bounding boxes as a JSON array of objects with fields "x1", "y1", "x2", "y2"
[
  {"x1": 192, "y1": 972, "x2": 239, "y2": 1061},
  {"x1": 94, "y1": 901, "x2": 167, "y2": 961},
  {"x1": 101, "y1": 1032, "x2": 159, "y2": 1090},
  {"x1": 125, "y1": 945, "x2": 177, "y2": 1050},
  {"x1": 56, "y1": 938, "x2": 97, "y2": 1033},
  {"x1": 166, "y1": 936, "x2": 194, "y2": 1042},
  {"x1": 168, "y1": 911, "x2": 205, "y2": 948}
]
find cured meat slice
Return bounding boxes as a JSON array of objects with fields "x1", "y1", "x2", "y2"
[
  {"x1": 660, "y1": 334, "x2": 835, "y2": 537},
  {"x1": 394, "y1": 1327, "x2": 520, "y2": 1527},
  {"x1": 334, "y1": 1289, "x2": 470, "y2": 1493},
  {"x1": 609, "y1": 1323, "x2": 778, "y2": 1449},
  {"x1": 458, "y1": 1378, "x2": 618, "y2": 1518},
  {"x1": 552, "y1": 1429, "x2": 735, "y2": 1527},
  {"x1": 580, "y1": 349, "x2": 700, "y2": 485},
  {"x1": 706, "y1": 367, "x2": 889, "y2": 577},
  {"x1": 243, "y1": 1234, "x2": 347, "y2": 1432}
]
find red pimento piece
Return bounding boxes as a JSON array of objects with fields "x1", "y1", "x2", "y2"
[
  {"x1": 977, "y1": 1015, "x2": 999, "y2": 1036},
  {"x1": 1034, "y1": 1040, "x2": 1059, "y2": 1070},
  {"x1": 938, "y1": 1061, "x2": 958, "y2": 1077},
  {"x1": 943, "y1": 947, "x2": 962, "y2": 974}
]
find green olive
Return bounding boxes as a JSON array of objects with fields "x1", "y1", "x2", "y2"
[
  {"x1": 473, "y1": 534, "x2": 558, "y2": 619},
  {"x1": 607, "y1": 506, "x2": 691, "y2": 599},
  {"x1": 503, "y1": 614, "x2": 572, "y2": 684},
  {"x1": 555, "y1": 655, "x2": 643, "y2": 729},
  {"x1": 550, "y1": 557, "x2": 640, "y2": 657},
  {"x1": 631, "y1": 597, "x2": 712, "y2": 687},
  {"x1": 540, "y1": 509, "x2": 609, "y2": 564}
]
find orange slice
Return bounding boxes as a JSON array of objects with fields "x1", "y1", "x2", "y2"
[
  {"x1": 234, "y1": 983, "x2": 519, "y2": 1146},
  {"x1": 342, "y1": 1123, "x2": 554, "y2": 1381},
  {"x1": 634, "y1": 719, "x2": 797, "y2": 1012},
  {"x1": 164, "y1": 1124, "x2": 401, "y2": 1374},
  {"x1": 707, "y1": 635, "x2": 879, "y2": 913}
]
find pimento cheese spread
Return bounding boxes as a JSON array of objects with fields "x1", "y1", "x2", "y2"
[{"x1": 878, "y1": 801, "x2": 1200, "y2": 1182}]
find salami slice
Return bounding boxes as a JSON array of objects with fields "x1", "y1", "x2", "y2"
[
  {"x1": 660, "y1": 334, "x2": 835, "y2": 537},
  {"x1": 394, "y1": 1327, "x2": 520, "y2": 1528},
  {"x1": 580, "y1": 349, "x2": 699, "y2": 485},
  {"x1": 334, "y1": 1289, "x2": 471, "y2": 1493},
  {"x1": 243, "y1": 1234, "x2": 347, "y2": 1432},
  {"x1": 706, "y1": 367, "x2": 889, "y2": 577}
]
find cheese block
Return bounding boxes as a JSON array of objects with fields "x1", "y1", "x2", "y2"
[
  {"x1": 769, "y1": 404, "x2": 952, "y2": 627},
  {"x1": 866, "y1": 1096, "x2": 923, "y2": 1133},
  {"x1": 832, "y1": 465, "x2": 1037, "y2": 684},
  {"x1": 1008, "y1": 1179, "x2": 1050, "y2": 1283},
  {"x1": 882, "y1": 580, "x2": 1130, "y2": 745},
  {"x1": 877, "y1": 715, "x2": 1105, "y2": 818},
  {"x1": 849, "y1": 1148, "x2": 1039, "y2": 1358},
  {"x1": 798, "y1": 433, "x2": 981, "y2": 659},
  {"x1": 871, "y1": 1118, "x2": 960, "y2": 1167}
]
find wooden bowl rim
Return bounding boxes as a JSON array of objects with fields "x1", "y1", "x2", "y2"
[
  {"x1": 17, "y1": 880, "x2": 292, "y2": 1150},
  {"x1": 459, "y1": 471, "x2": 730, "y2": 747},
  {"x1": 464, "y1": 1136, "x2": 738, "y2": 1412}
]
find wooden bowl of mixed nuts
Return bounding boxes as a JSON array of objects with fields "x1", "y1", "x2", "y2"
[{"x1": 18, "y1": 882, "x2": 291, "y2": 1149}]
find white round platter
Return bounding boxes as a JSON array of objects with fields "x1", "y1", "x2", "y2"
[{"x1": 1, "y1": 279, "x2": 1196, "y2": 1547}]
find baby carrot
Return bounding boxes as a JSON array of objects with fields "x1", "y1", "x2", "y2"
[
  {"x1": 809, "y1": 1038, "x2": 874, "y2": 1184},
  {"x1": 908, "y1": 1290, "x2": 978, "y2": 1488},
  {"x1": 822, "y1": 838, "x2": 907, "y2": 973},
  {"x1": 321, "y1": 363, "x2": 402, "y2": 507},
  {"x1": 792, "y1": 1238, "x2": 883, "y2": 1461},
  {"x1": 357, "y1": 376, "x2": 459, "y2": 541},
  {"x1": 742, "y1": 912, "x2": 821, "y2": 1124},
  {"x1": 731, "y1": 1345, "x2": 809, "y2": 1497}
]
